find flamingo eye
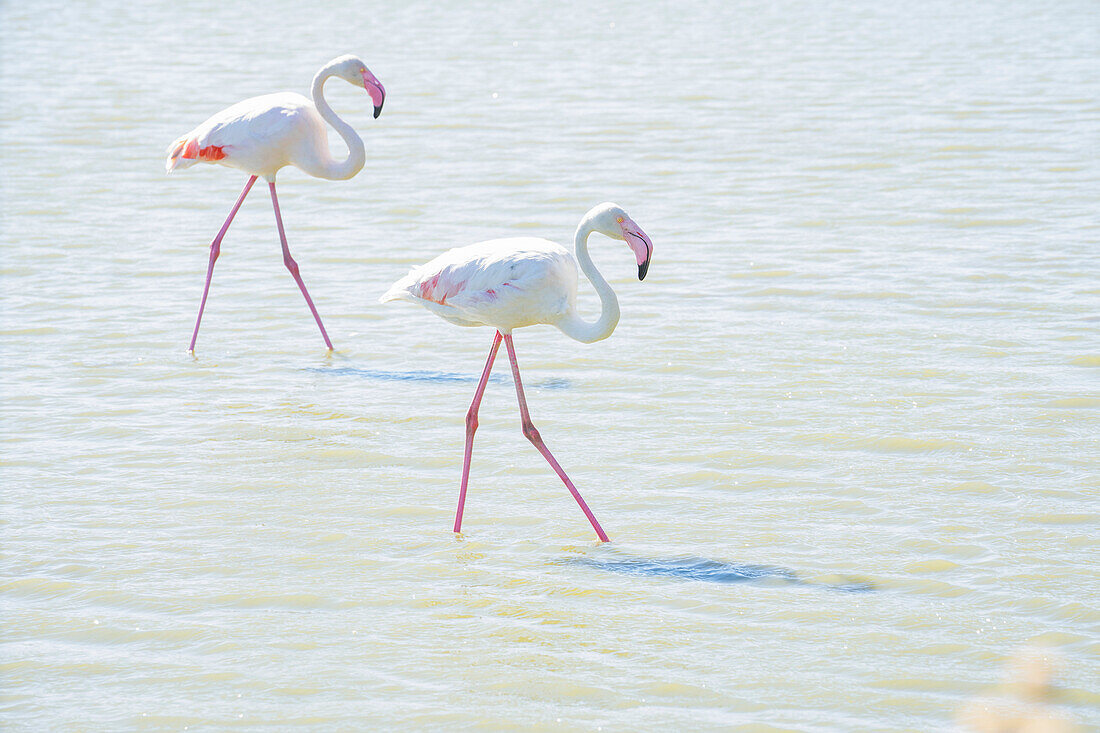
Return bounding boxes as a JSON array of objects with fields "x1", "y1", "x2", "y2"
[{"x1": 617, "y1": 217, "x2": 624, "y2": 223}]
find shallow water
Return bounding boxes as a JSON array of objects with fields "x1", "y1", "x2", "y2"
[{"x1": 2, "y1": 0, "x2": 1098, "y2": 729}]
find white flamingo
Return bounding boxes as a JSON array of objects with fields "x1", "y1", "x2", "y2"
[
  {"x1": 381, "y1": 203, "x2": 654, "y2": 541},
  {"x1": 167, "y1": 54, "x2": 385, "y2": 352}
]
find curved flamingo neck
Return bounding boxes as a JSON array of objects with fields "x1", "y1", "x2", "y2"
[
  {"x1": 309, "y1": 62, "x2": 366, "y2": 181},
  {"x1": 556, "y1": 218, "x2": 620, "y2": 344}
]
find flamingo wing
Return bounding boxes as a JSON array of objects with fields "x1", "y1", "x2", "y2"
[
  {"x1": 166, "y1": 93, "x2": 315, "y2": 173},
  {"x1": 381, "y1": 238, "x2": 578, "y2": 330}
]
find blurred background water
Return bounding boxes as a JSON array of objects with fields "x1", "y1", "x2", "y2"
[{"x1": 1, "y1": 0, "x2": 1097, "y2": 729}]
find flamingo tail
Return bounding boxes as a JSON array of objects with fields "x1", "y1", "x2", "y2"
[
  {"x1": 379, "y1": 270, "x2": 424, "y2": 304},
  {"x1": 165, "y1": 137, "x2": 201, "y2": 173}
]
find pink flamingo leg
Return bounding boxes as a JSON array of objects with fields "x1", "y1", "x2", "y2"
[
  {"x1": 454, "y1": 331, "x2": 504, "y2": 534},
  {"x1": 189, "y1": 175, "x2": 258, "y2": 353},
  {"x1": 503, "y1": 334, "x2": 610, "y2": 543},
  {"x1": 268, "y1": 182, "x2": 334, "y2": 350}
]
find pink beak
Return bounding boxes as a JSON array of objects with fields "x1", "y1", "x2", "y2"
[
  {"x1": 619, "y1": 219, "x2": 653, "y2": 280},
  {"x1": 361, "y1": 69, "x2": 385, "y2": 118}
]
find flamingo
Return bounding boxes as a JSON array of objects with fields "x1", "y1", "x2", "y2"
[
  {"x1": 380, "y1": 203, "x2": 654, "y2": 542},
  {"x1": 166, "y1": 54, "x2": 386, "y2": 352}
]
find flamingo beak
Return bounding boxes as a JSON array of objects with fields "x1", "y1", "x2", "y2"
[
  {"x1": 620, "y1": 220, "x2": 653, "y2": 281},
  {"x1": 362, "y1": 70, "x2": 385, "y2": 118}
]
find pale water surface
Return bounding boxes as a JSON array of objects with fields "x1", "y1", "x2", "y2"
[{"x1": 2, "y1": 0, "x2": 1098, "y2": 730}]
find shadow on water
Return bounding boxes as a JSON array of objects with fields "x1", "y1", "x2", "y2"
[
  {"x1": 306, "y1": 367, "x2": 571, "y2": 390},
  {"x1": 569, "y1": 553, "x2": 875, "y2": 593}
]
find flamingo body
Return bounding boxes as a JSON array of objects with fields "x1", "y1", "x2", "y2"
[
  {"x1": 381, "y1": 238, "x2": 579, "y2": 332},
  {"x1": 166, "y1": 93, "x2": 330, "y2": 180}
]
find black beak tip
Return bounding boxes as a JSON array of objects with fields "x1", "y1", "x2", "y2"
[
  {"x1": 638, "y1": 260, "x2": 649, "y2": 281},
  {"x1": 373, "y1": 102, "x2": 384, "y2": 119}
]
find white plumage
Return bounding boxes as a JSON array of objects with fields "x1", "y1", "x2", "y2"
[
  {"x1": 381, "y1": 237, "x2": 579, "y2": 331},
  {"x1": 166, "y1": 93, "x2": 327, "y2": 179}
]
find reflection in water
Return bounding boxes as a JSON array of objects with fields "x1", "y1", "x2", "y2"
[
  {"x1": 571, "y1": 553, "x2": 874, "y2": 593},
  {"x1": 307, "y1": 366, "x2": 570, "y2": 389}
]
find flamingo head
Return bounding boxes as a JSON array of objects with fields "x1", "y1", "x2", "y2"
[
  {"x1": 331, "y1": 54, "x2": 386, "y2": 118},
  {"x1": 586, "y1": 202, "x2": 654, "y2": 281}
]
